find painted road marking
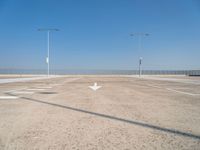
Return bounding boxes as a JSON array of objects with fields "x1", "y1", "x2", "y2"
[
  {"x1": 26, "y1": 88, "x2": 45, "y2": 91},
  {"x1": 37, "y1": 87, "x2": 52, "y2": 89},
  {"x1": 0, "y1": 96, "x2": 18, "y2": 99},
  {"x1": 166, "y1": 88, "x2": 200, "y2": 96},
  {"x1": 11, "y1": 91, "x2": 34, "y2": 94},
  {"x1": 46, "y1": 78, "x2": 81, "y2": 87},
  {"x1": 63, "y1": 78, "x2": 81, "y2": 84},
  {"x1": 89, "y1": 82, "x2": 102, "y2": 91},
  {"x1": 147, "y1": 84, "x2": 161, "y2": 88},
  {"x1": 50, "y1": 84, "x2": 60, "y2": 86},
  {"x1": 147, "y1": 84, "x2": 200, "y2": 96},
  {"x1": 4, "y1": 88, "x2": 28, "y2": 93}
]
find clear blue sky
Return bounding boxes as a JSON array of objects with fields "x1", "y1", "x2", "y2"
[{"x1": 0, "y1": 0, "x2": 200, "y2": 70}]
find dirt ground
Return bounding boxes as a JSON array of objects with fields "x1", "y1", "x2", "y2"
[{"x1": 0, "y1": 75, "x2": 200, "y2": 150}]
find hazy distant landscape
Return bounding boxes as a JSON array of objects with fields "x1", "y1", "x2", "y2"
[{"x1": 0, "y1": 69, "x2": 200, "y2": 75}]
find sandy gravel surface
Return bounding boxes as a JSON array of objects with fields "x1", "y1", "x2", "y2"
[{"x1": 0, "y1": 76, "x2": 200, "y2": 149}]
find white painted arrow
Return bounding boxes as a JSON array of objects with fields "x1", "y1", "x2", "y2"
[{"x1": 89, "y1": 82, "x2": 102, "y2": 91}]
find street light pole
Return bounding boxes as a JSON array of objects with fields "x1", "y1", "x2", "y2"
[
  {"x1": 130, "y1": 33, "x2": 149, "y2": 77},
  {"x1": 47, "y1": 31, "x2": 50, "y2": 76},
  {"x1": 139, "y1": 57, "x2": 142, "y2": 77},
  {"x1": 38, "y1": 28, "x2": 59, "y2": 77}
]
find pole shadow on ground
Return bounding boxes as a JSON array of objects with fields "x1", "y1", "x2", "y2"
[{"x1": 6, "y1": 93, "x2": 200, "y2": 140}]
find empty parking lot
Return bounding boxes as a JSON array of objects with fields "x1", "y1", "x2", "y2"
[{"x1": 0, "y1": 75, "x2": 200, "y2": 149}]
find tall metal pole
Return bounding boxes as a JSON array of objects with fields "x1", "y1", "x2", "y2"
[
  {"x1": 138, "y1": 35, "x2": 142, "y2": 77},
  {"x1": 130, "y1": 33, "x2": 149, "y2": 77},
  {"x1": 139, "y1": 57, "x2": 142, "y2": 77},
  {"x1": 38, "y1": 28, "x2": 59, "y2": 77},
  {"x1": 47, "y1": 31, "x2": 50, "y2": 77}
]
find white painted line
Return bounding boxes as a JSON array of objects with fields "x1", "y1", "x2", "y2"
[
  {"x1": 147, "y1": 84, "x2": 161, "y2": 88},
  {"x1": 11, "y1": 91, "x2": 34, "y2": 94},
  {"x1": 26, "y1": 88, "x2": 45, "y2": 91},
  {"x1": 50, "y1": 84, "x2": 60, "y2": 86},
  {"x1": 4, "y1": 88, "x2": 27, "y2": 93},
  {"x1": 47, "y1": 78, "x2": 81, "y2": 87},
  {"x1": 37, "y1": 87, "x2": 52, "y2": 89},
  {"x1": 147, "y1": 84, "x2": 200, "y2": 96},
  {"x1": 166, "y1": 88, "x2": 200, "y2": 96},
  {"x1": 64, "y1": 78, "x2": 81, "y2": 84},
  {"x1": 0, "y1": 96, "x2": 18, "y2": 99}
]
